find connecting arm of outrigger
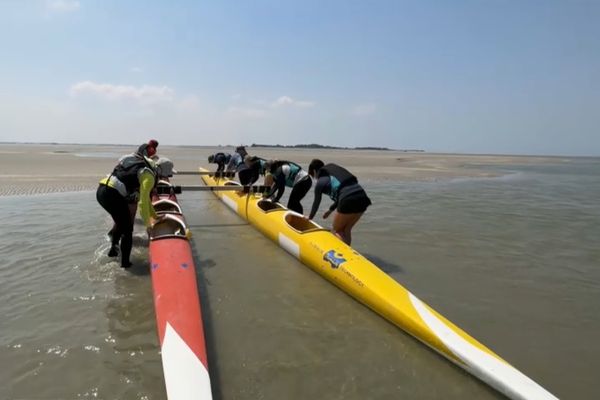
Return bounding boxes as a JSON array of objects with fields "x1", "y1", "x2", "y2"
[
  {"x1": 175, "y1": 171, "x2": 236, "y2": 178},
  {"x1": 155, "y1": 185, "x2": 271, "y2": 195}
]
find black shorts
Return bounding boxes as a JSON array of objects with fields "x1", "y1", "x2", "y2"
[
  {"x1": 337, "y1": 190, "x2": 372, "y2": 214},
  {"x1": 238, "y1": 165, "x2": 261, "y2": 186},
  {"x1": 237, "y1": 167, "x2": 253, "y2": 185}
]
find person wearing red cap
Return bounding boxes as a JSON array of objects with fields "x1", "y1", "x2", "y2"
[{"x1": 137, "y1": 140, "x2": 159, "y2": 159}]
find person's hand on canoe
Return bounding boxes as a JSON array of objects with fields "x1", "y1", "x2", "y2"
[{"x1": 150, "y1": 215, "x2": 165, "y2": 227}]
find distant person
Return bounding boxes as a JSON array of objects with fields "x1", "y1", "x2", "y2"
[
  {"x1": 239, "y1": 155, "x2": 270, "y2": 185},
  {"x1": 96, "y1": 153, "x2": 163, "y2": 268},
  {"x1": 207, "y1": 152, "x2": 232, "y2": 172},
  {"x1": 307, "y1": 159, "x2": 371, "y2": 245},
  {"x1": 265, "y1": 160, "x2": 312, "y2": 214},
  {"x1": 226, "y1": 146, "x2": 248, "y2": 172}
]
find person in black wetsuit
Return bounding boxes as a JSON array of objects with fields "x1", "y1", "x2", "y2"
[
  {"x1": 208, "y1": 152, "x2": 232, "y2": 172},
  {"x1": 96, "y1": 154, "x2": 161, "y2": 268},
  {"x1": 115, "y1": 140, "x2": 161, "y2": 232},
  {"x1": 265, "y1": 160, "x2": 312, "y2": 214},
  {"x1": 307, "y1": 159, "x2": 371, "y2": 245}
]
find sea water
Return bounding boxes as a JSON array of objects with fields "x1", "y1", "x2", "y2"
[{"x1": 1, "y1": 157, "x2": 599, "y2": 399}]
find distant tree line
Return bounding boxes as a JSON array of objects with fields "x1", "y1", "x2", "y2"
[{"x1": 250, "y1": 143, "x2": 395, "y2": 151}]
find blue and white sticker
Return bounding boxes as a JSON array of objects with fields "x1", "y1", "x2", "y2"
[{"x1": 323, "y1": 250, "x2": 346, "y2": 269}]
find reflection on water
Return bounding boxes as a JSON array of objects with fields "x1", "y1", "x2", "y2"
[
  {"x1": 103, "y1": 268, "x2": 164, "y2": 399},
  {"x1": 0, "y1": 193, "x2": 164, "y2": 399},
  {"x1": 1, "y1": 159, "x2": 599, "y2": 399}
]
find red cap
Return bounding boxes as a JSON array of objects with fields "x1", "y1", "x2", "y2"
[{"x1": 148, "y1": 139, "x2": 159, "y2": 147}]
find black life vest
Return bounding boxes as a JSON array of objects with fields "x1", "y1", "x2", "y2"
[
  {"x1": 247, "y1": 157, "x2": 267, "y2": 175},
  {"x1": 271, "y1": 161, "x2": 303, "y2": 187},
  {"x1": 317, "y1": 163, "x2": 358, "y2": 201},
  {"x1": 112, "y1": 155, "x2": 155, "y2": 195},
  {"x1": 217, "y1": 153, "x2": 232, "y2": 164},
  {"x1": 318, "y1": 163, "x2": 357, "y2": 187}
]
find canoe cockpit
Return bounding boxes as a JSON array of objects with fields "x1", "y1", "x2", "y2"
[
  {"x1": 257, "y1": 199, "x2": 284, "y2": 212},
  {"x1": 149, "y1": 214, "x2": 188, "y2": 240},
  {"x1": 153, "y1": 199, "x2": 182, "y2": 215},
  {"x1": 284, "y1": 213, "x2": 326, "y2": 234}
]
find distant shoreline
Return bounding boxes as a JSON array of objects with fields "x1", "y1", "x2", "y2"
[
  {"x1": 1, "y1": 141, "x2": 598, "y2": 158},
  {"x1": 249, "y1": 143, "x2": 423, "y2": 151},
  {"x1": 0, "y1": 141, "x2": 425, "y2": 152}
]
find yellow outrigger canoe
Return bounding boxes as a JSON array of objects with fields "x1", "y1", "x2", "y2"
[{"x1": 200, "y1": 168, "x2": 557, "y2": 400}]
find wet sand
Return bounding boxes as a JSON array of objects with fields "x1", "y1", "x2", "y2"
[{"x1": 0, "y1": 143, "x2": 568, "y2": 196}]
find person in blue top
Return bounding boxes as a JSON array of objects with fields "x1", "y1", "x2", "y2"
[
  {"x1": 226, "y1": 146, "x2": 248, "y2": 172},
  {"x1": 265, "y1": 160, "x2": 312, "y2": 214},
  {"x1": 307, "y1": 159, "x2": 371, "y2": 245},
  {"x1": 208, "y1": 152, "x2": 232, "y2": 172}
]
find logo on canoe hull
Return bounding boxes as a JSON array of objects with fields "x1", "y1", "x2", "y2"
[{"x1": 323, "y1": 250, "x2": 346, "y2": 269}]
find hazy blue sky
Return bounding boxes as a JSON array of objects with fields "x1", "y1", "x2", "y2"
[{"x1": 1, "y1": 0, "x2": 598, "y2": 155}]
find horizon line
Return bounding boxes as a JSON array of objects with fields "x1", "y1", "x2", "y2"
[{"x1": 1, "y1": 141, "x2": 598, "y2": 158}]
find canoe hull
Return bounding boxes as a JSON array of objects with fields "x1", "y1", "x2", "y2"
[
  {"x1": 149, "y1": 185, "x2": 212, "y2": 400},
  {"x1": 200, "y1": 169, "x2": 556, "y2": 400}
]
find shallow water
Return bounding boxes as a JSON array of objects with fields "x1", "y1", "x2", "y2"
[{"x1": 1, "y1": 157, "x2": 599, "y2": 399}]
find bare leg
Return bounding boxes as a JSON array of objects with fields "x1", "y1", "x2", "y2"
[
  {"x1": 332, "y1": 212, "x2": 364, "y2": 245},
  {"x1": 342, "y1": 213, "x2": 363, "y2": 245}
]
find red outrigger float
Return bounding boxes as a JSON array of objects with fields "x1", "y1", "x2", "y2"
[{"x1": 148, "y1": 179, "x2": 213, "y2": 400}]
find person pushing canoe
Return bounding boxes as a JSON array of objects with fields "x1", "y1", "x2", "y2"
[
  {"x1": 264, "y1": 160, "x2": 312, "y2": 214},
  {"x1": 114, "y1": 140, "x2": 161, "y2": 236},
  {"x1": 307, "y1": 159, "x2": 372, "y2": 245},
  {"x1": 208, "y1": 152, "x2": 232, "y2": 172},
  {"x1": 96, "y1": 153, "x2": 168, "y2": 268},
  {"x1": 238, "y1": 155, "x2": 271, "y2": 185},
  {"x1": 225, "y1": 146, "x2": 248, "y2": 172}
]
